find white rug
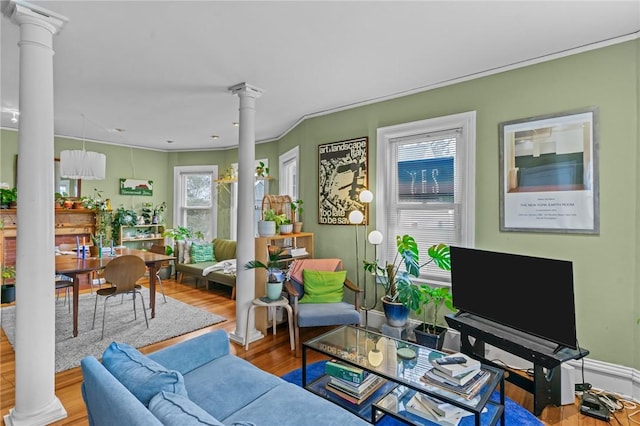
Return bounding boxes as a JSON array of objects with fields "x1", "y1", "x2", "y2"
[{"x1": 0, "y1": 287, "x2": 226, "y2": 372}]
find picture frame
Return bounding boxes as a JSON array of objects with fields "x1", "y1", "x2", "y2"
[
  {"x1": 318, "y1": 137, "x2": 368, "y2": 225},
  {"x1": 119, "y1": 178, "x2": 153, "y2": 196},
  {"x1": 499, "y1": 107, "x2": 599, "y2": 234}
]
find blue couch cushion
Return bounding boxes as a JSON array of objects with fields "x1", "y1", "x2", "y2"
[
  {"x1": 102, "y1": 342, "x2": 188, "y2": 406},
  {"x1": 225, "y1": 382, "x2": 369, "y2": 425},
  {"x1": 149, "y1": 391, "x2": 223, "y2": 426},
  {"x1": 182, "y1": 355, "x2": 283, "y2": 421}
]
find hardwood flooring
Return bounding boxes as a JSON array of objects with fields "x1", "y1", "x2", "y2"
[{"x1": 1, "y1": 277, "x2": 637, "y2": 425}]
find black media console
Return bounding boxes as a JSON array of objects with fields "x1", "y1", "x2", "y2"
[{"x1": 445, "y1": 312, "x2": 589, "y2": 416}]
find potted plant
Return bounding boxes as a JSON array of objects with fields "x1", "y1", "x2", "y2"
[
  {"x1": 413, "y1": 284, "x2": 456, "y2": 349},
  {"x1": 153, "y1": 201, "x2": 167, "y2": 224},
  {"x1": 255, "y1": 161, "x2": 269, "y2": 178},
  {"x1": 258, "y1": 209, "x2": 287, "y2": 237},
  {"x1": 1, "y1": 186, "x2": 17, "y2": 209},
  {"x1": 244, "y1": 247, "x2": 287, "y2": 300},
  {"x1": 363, "y1": 235, "x2": 450, "y2": 328},
  {"x1": 1, "y1": 265, "x2": 16, "y2": 304},
  {"x1": 290, "y1": 199, "x2": 304, "y2": 233},
  {"x1": 141, "y1": 202, "x2": 154, "y2": 224},
  {"x1": 110, "y1": 206, "x2": 139, "y2": 244},
  {"x1": 80, "y1": 188, "x2": 107, "y2": 211},
  {"x1": 279, "y1": 219, "x2": 293, "y2": 235}
]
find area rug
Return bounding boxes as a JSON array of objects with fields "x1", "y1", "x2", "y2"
[
  {"x1": 1, "y1": 288, "x2": 226, "y2": 373},
  {"x1": 281, "y1": 360, "x2": 543, "y2": 425}
]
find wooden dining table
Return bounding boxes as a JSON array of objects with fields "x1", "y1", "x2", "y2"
[{"x1": 55, "y1": 247, "x2": 175, "y2": 337}]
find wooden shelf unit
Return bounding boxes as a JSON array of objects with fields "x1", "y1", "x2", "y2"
[
  {"x1": 253, "y1": 232, "x2": 314, "y2": 335},
  {"x1": 119, "y1": 224, "x2": 165, "y2": 250}
]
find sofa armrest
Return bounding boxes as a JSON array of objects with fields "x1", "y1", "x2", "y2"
[
  {"x1": 81, "y1": 357, "x2": 163, "y2": 426},
  {"x1": 147, "y1": 330, "x2": 230, "y2": 375}
]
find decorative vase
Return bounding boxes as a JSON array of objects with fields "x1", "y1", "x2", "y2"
[
  {"x1": 293, "y1": 222, "x2": 303, "y2": 233},
  {"x1": 257, "y1": 220, "x2": 276, "y2": 237},
  {"x1": 266, "y1": 281, "x2": 283, "y2": 300},
  {"x1": 382, "y1": 297, "x2": 410, "y2": 327},
  {"x1": 413, "y1": 324, "x2": 447, "y2": 350},
  {"x1": 89, "y1": 246, "x2": 100, "y2": 257},
  {"x1": 279, "y1": 223, "x2": 293, "y2": 235}
]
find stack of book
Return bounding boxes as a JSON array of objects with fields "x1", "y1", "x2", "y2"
[
  {"x1": 420, "y1": 353, "x2": 489, "y2": 400},
  {"x1": 324, "y1": 360, "x2": 386, "y2": 405},
  {"x1": 406, "y1": 392, "x2": 482, "y2": 426}
]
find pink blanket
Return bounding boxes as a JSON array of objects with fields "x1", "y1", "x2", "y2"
[{"x1": 289, "y1": 258, "x2": 343, "y2": 284}]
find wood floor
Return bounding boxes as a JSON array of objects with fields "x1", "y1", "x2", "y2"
[{"x1": 1, "y1": 277, "x2": 637, "y2": 425}]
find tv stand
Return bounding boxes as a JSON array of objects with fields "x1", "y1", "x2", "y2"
[{"x1": 446, "y1": 312, "x2": 589, "y2": 416}]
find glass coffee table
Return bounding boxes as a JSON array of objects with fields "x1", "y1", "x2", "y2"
[{"x1": 303, "y1": 325, "x2": 505, "y2": 425}]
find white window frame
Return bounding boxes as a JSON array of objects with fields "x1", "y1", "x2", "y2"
[
  {"x1": 172, "y1": 165, "x2": 218, "y2": 240},
  {"x1": 376, "y1": 111, "x2": 476, "y2": 285},
  {"x1": 229, "y1": 159, "x2": 269, "y2": 239},
  {"x1": 279, "y1": 146, "x2": 299, "y2": 200}
]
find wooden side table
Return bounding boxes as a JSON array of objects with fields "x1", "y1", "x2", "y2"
[{"x1": 245, "y1": 296, "x2": 295, "y2": 351}]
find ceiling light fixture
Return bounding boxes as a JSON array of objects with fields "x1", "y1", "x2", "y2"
[
  {"x1": 232, "y1": 122, "x2": 239, "y2": 127},
  {"x1": 210, "y1": 135, "x2": 219, "y2": 140},
  {"x1": 60, "y1": 114, "x2": 106, "y2": 180},
  {"x1": 10, "y1": 111, "x2": 19, "y2": 124}
]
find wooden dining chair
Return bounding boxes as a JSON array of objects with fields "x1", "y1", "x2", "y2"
[{"x1": 91, "y1": 255, "x2": 148, "y2": 339}]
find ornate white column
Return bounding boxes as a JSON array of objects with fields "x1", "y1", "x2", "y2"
[
  {"x1": 5, "y1": 2, "x2": 68, "y2": 425},
  {"x1": 228, "y1": 82, "x2": 264, "y2": 345}
]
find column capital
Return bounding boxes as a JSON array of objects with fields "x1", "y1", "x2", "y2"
[
  {"x1": 8, "y1": 0, "x2": 68, "y2": 34},
  {"x1": 228, "y1": 82, "x2": 264, "y2": 99}
]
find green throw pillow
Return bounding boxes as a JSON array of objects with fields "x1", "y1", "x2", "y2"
[
  {"x1": 299, "y1": 270, "x2": 346, "y2": 304},
  {"x1": 190, "y1": 242, "x2": 214, "y2": 263}
]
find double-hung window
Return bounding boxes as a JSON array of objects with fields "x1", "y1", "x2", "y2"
[
  {"x1": 173, "y1": 165, "x2": 217, "y2": 240},
  {"x1": 376, "y1": 111, "x2": 476, "y2": 285}
]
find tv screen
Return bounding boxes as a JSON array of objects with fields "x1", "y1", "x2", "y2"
[{"x1": 450, "y1": 246, "x2": 577, "y2": 350}]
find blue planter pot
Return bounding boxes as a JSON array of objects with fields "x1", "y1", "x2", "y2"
[
  {"x1": 382, "y1": 298, "x2": 409, "y2": 327},
  {"x1": 1, "y1": 285, "x2": 16, "y2": 304}
]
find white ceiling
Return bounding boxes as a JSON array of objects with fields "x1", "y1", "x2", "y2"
[{"x1": 1, "y1": 1, "x2": 639, "y2": 151}]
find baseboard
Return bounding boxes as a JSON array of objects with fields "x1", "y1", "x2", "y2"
[{"x1": 361, "y1": 311, "x2": 640, "y2": 404}]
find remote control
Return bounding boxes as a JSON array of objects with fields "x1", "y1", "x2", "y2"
[{"x1": 435, "y1": 356, "x2": 467, "y2": 365}]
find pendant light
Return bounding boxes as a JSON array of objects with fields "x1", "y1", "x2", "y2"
[{"x1": 60, "y1": 114, "x2": 106, "y2": 180}]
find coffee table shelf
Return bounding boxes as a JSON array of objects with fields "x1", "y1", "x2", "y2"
[{"x1": 302, "y1": 325, "x2": 505, "y2": 425}]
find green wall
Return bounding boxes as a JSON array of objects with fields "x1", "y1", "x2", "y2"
[
  {"x1": 1, "y1": 39, "x2": 638, "y2": 369},
  {"x1": 275, "y1": 40, "x2": 639, "y2": 368}
]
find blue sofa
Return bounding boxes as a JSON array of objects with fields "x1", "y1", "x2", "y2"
[{"x1": 81, "y1": 329, "x2": 369, "y2": 425}]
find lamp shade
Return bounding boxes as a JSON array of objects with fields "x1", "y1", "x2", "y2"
[
  {"x1": 348, "y1": 210, "x2": 364, "y2": 225},
  {"x1": 60, "y1": 150, "x2": 106, "y2": 180},
  {"x1": 359, "y1": 189, "x2": 373, "y2": 203},
  {"x1": 368, "y1": 230, "x2": 384, "y2": 245}
]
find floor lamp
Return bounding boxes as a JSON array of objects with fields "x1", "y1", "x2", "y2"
[{"x1": 348, "y1": 189, "x2": 377, "y2": 330}]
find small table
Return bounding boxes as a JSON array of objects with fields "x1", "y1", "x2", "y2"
[
  {"x1": 245, "y1": 296, "x2": 295, "y2": 351},
  {"x1": 303, "y1": 325, "x2": 505, "y2": 425}
]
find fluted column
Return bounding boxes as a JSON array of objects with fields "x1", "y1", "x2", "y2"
[
  {"x1": 4, "y1": 2, "x2": 68, "y2": 425},
  {"x1": 228, "y1": 82, "x2": 264, "y2": 345}
]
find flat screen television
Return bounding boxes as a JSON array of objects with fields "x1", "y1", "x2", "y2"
[{"x1": 449, "y1": 246, "x2": 577, "y2": 350}]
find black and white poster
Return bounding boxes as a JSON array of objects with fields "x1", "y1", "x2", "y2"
[{"x1": 318, "y1": 137, "x2": 368, "y2": 225}]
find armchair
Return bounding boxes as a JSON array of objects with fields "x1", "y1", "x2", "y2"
[{"x1": 284, "y1": 258, "x2": 362, "y2": 356}]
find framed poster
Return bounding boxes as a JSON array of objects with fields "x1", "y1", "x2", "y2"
[
  {"x1": 318, "y1": 137, "x2": 368, "y2": 225},
  {"x1": 119, "y1": 178, "x2": 153, "y2": 196},
  {"x1": 499, "y1": 107, "x2": 599, "y2": 233}
]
